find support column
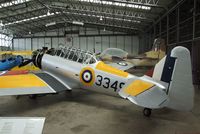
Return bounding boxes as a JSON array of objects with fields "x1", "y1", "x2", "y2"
[
  {"x1": 177, "y1": 7, "x2": 180, "y2": 44},
  {"x1": 167, "y1": 14, "x2": 169, "y2": 46},
  {"x1": 193, "y1": 0, "x2": 196, "y2": 39},
  {"x1": 159, "y1": 21, "x2": 161, "y2": 38}
]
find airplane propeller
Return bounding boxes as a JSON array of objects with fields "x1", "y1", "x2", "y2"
[
  {"x1": 18, "y1": 59, "x2": 33, "y2": 67},
  {"x1": 18, "y1": 47, "x2": 54, "y2": 68}
]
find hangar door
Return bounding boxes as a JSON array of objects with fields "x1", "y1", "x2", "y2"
[{"x1": 192, "y1": 40, "x2": 200, "y2": 85}]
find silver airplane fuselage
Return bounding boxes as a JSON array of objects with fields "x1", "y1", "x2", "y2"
[{"x1": 41, "y1": 54, "x2": 133, "y2": 94}]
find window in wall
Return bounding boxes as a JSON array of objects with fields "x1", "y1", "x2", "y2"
[{"x1": 0, "y1": 33, "x2": 13, "y2": 50}]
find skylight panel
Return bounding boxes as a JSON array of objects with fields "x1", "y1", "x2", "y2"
[
  {"x1": 0, "y1": 0, "x2": 31, "y2": 9},
  {"x1": 78, "y1": 0, "x2": 151, "y2": 10},
  {"x1": 4, "y1": 12, "x2": 58, "y2": 26}
]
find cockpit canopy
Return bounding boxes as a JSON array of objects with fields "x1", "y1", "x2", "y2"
[{"x1": 50, "y1": 46, "x2": 98, "y2": 64}]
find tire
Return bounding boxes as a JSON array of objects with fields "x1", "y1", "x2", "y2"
[{"x1": 143, "y1": 108, "x2": 152, "y2": 117}]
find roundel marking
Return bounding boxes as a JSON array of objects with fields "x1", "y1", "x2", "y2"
[{"x1": 80, "y1": 67, "x2": 95, "y2": 86}]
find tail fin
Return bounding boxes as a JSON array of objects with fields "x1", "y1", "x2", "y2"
[{"x1": 153, "y1": 46, "x2": 194, "y2": 111}]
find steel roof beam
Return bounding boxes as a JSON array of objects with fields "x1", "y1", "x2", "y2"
[
  {"x1": 108, "y1": 0, "x2": 167, "y2": 9},
  {"x1": 50, "y1": 5, "x2": 153, "y2": 24},
  {"x1": 51, "y1": 1, "x2": 158, "y2": 20}
]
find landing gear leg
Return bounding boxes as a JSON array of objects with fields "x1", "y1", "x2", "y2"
[
  {"x1": 66, "y1": 90, "x2": 72, "y2": 92},
  {"x1": 16, "y1": 95, "x2": 20, "y2": 100},
  {"x1": 66, "y1": 90, "x2": 72, "y2": 94},
  {"x1": 29, "y1": 94, "x2": 37, "y2": 99},
  {"x1": 143, "y1": 108, "x2": 152, "y2": 117}
]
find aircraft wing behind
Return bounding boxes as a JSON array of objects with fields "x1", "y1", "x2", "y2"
[
  {"x1": 0, "y1": 50, "x2": 33, "y2": 56},
  {"x1": 0, "y1": 73, "x2": 71, "y2": 96},
  {"x1": 104, "y1": 61, "x2": 134, "y2": 71}
]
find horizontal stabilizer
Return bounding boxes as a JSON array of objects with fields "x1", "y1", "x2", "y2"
[{"x1": 118, "y1": 76, "x2": 168, "y2": 109}]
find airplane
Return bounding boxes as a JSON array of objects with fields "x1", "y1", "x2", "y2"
[
  {"x1": 0, "y1": 50, "x2": 39, "y2": 71},
  {"x1": 0, "y1": 46, "x2": 194, "y2": 117},
  {"x1": 99, "y1": 38, "x2": 166, "y2": 70},
  {"x1": 0, "y1": 56, "x2": 24, "y2": 71},
  {"x1": 0, "y1": 55, "x2": 26, "y2": 76}
]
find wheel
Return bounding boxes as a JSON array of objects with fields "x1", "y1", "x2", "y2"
[
  {"x1": 143, "y1": 108, "x2": 152, "y2": 117},
  {"x1": 29, "y1": 94, "x2": 37, "y2": 99}
]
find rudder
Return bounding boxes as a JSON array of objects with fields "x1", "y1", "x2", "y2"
[{"x1": 153, "y1": 46, "x2": 194, "y2": 111}]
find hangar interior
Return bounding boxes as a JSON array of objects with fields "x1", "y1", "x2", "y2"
[
  {"x1": 0, "y1": 0, "x2": 199, "y2": 84},
  {"x1": 0, "y1": 0, "x2": 200, "y2": 134}
]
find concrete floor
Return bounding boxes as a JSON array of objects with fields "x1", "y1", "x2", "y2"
[{"x1": 0, "y1": 86, "x2": 200, "y2": 134}]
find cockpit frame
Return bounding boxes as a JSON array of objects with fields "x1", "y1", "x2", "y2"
[{"x1": 52, "y1": 46, "x2": 98, "y2": 64}]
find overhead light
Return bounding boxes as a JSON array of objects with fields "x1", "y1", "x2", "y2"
[
  {"x1": 0, "y1": 21, "x2": 4, "y2": 27},
  {"x1": 47, "y1": 10, "x2": 51, "y2": 16},
  {"x1": 0, "y1": 0, "x2": 31, "y2": 9},
  {"x1": 45, "y1": 22, "x2": 56, "y2": 27},
  {"x1": 29, "y1": 31, "x2": 32, "y2": 34},
  {"x1": 100, "y1": 16, "x2": 103, "y2": 21},
  {"x1": 103, "y1": 27, "x2": 106, "y2": 31},
  {"x1": 4, "y1": 12, "x2": 60, "y2": 26},
  {"x1": 72, "y1": 21, "x2": 84, "y2": 25}
]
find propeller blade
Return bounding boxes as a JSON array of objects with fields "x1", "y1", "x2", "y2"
[{"x1": 19, "y1": 59, "x2": 33, "y2": 67}]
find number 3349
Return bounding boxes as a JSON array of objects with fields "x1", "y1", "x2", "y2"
[{"x1": 95, "y1": 75, "x2": 125, "y2": 91}]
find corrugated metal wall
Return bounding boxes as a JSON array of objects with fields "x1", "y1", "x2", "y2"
[
  {"x1": 13, "y1": 27, "x2": 139, "y2": 54},
  {"x1": 13, "y1": 36, "x2": 139, "y2": 54}
]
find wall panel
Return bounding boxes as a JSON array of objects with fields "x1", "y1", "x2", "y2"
[
  {"x1": 18, "y1": 39, "x2": 25, "y2": 50},
  {"x1": 25, "y1": 38, "x2": 31, "y2": 50},
  {"x1": 52, "y1": 37, "x2": 58, "y2": 48},
  {"x1": 13, "y1": 39, "x2": 19, "y2": 50},
  {"x1": 125, "y1": 36, "x2": 132, "y2": 54},
  {"x1": 110, "y1": 36, "x2": 117, "y2": 48},
  {"x1": 117, "y1": 36, "x2": 124, "y2": 50},
  {"x1": 65, "y1": 36, "x2": 73, "y2": 46},
  {"x1": 80, "y1": 37, "x2": 87, "y2": 50},
  {"x1": 13, "y1": 34, "x2": 139, "y2": 55},
  {"x1": 44, "y1": 38, "x2": 51, "y2": 48},
  {"x1": 94, "y1": 36, "x2": 101, "y2": 53},
  {"x1": 73, "y1": 37, "x2": 80, "y2": 48},
  {"x1": 32, "y1": 38, "x2": 38, "y2": 50},
  {"x1": 87, "y1": 37, "x2": 95, "y2": 52},
  {"x1": 58, "y1": 37, "x2": 65, "y2": 45},
  {"x1": 132, "y1": 36, "x2": 139, "y2": 55},
  {"x1": 102, "y1": 36, "x2": 109, "y2": 51},
  {"x1": 38, "y1": 38, "x2": 44, "y2": 48}
]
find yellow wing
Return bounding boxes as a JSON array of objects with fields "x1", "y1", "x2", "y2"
[{"x1": 0, "y1": 73, "x2": 70, "y2": 96}]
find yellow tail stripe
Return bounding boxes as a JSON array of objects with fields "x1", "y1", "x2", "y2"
[
  {"x1": 124, "y1": 80, "x2": 154, "y2": 96},
  {"x1": 96, "y1": 62, "x2": 128, "y2": 77},
  {"x1": 0, "y1": 74, "x2": 47, "y2": 88}
]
